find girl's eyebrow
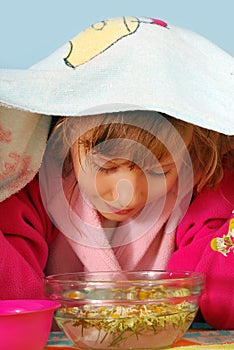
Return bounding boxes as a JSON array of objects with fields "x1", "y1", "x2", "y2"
[
  {"x1": 112, "y1": 159, "x2": 133, "y2": 166},
  {"x1": 92, "y1": 155, "x2": 117, "y2": 166},
  {"x1": 93, "y1": 154, "x2": 132, "y2": 165}
]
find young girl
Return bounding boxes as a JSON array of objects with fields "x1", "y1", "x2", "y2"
[{"x1": 0, "y1": 16, "x2": 233, "y2": 330}]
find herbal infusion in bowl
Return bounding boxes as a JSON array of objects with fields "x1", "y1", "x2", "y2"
[{"x1": 44, "y1": 270, "x2": 204, "y2": 350}]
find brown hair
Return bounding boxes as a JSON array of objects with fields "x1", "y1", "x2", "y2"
[{"x1": 52, "y1": 110, "x2": 233, "y2": 193}]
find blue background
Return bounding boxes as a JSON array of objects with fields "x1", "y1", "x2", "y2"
[{"x1": 1, "y1": 0, "x2": 233, "y2": 69}]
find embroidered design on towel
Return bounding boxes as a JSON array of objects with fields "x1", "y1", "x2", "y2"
[{"x1": 64, "y1": 16, "x2": 168, "y2": 68}]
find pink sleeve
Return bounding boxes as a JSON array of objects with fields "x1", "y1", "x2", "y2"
[
  {"x1": 167, "y1": 169, "x2": 234, "y2": 329},
  {"x1": 0, "y1": 176, "x2": 58, "y2": 299}
]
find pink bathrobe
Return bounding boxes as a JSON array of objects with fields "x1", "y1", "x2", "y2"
[{"x1": 0, "y1": 168, "x2": 233, "y2": 329}]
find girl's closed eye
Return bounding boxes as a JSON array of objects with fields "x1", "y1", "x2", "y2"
[
  {"x1": 99, "y1": 166, "x2": 118, "y2": 175},
  {"x1": 92, "y1": 162, "x2": 118, "y2": 175},
  {"x1": 145, "y1": 167, "x2": 174, "y2": 177},
  {"x1": 92, "y1": 159, "x2": 136, "y2": 175}
]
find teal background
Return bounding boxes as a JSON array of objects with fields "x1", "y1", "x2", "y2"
[{"x1": 1, "y1": 0, "x2": 233, "y2": 68}]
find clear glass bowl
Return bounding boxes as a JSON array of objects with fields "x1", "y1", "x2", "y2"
[{"x1": 44, "y1": 270, "x2": 204, "y2": 350}]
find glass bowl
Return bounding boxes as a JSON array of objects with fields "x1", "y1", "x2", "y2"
[
  {"x1": 0, "y1": 299, "x2": 61, "y2": 350},
  {"x1": 44, "y1": 270, "x2": 204, "y2": 350}
]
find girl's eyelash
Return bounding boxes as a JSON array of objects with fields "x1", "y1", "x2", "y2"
[
  {"x1": 147, "y1": 169, "x2": 172, "y2": 177},
  {"x1": 93, "y1": 161, "x2": 135, "y2": 175},
  {"x1": 93, "y1": 163, "x2": 117, "y2": 174},
  {"x1": 93, "y1": 162, "x2": 172, "y2": 176},
  {"x1": 99, "y1": 167, "x2": 117, "y2": 174}
]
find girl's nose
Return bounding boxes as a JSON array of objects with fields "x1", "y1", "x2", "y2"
[
  {"x1": 115, "y1": 179, "x2": 134, "y2": 207},
  {"x1": 112, "y1": 171, "x2": 147, "y2": 207}
]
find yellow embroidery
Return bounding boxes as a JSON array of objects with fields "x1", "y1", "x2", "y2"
[
  {"x1": 210, "y1": 218, "x2": 234, "y2": 256},
  {"x1": 64, "y1": 16, "x2": 140, "y2": 68}
]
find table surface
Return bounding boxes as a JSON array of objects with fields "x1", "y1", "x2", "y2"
[{"x1": 44, "y1": 325, "x2": 234, "y2": 349}]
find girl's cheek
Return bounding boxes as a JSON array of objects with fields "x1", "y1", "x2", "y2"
[
  {"x1": 95, "y1": 173, "x2": 113, "y2": 199},
  {"x1": 77, "y1": 168, "x2": 96, "y2": 193},
  {"x1": 146, "y1": 172, "x2": 178, "y2": 201},
  {"x1": 79, "y1": 171, "x2": 109, "y2": 202},
  {"x1": 147, "y1": 183, "x2": 167, "y2": 201}
]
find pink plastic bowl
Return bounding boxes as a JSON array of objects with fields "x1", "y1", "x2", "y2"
[{"x1": 0, "y1": 299, "x2": 61, "y2": 350}]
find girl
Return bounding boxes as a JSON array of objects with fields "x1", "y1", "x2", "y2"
[{"x1": 0, "y1": 16, "x2": 233, "y2": 329}]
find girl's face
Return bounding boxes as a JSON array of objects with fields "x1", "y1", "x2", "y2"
[{"x1": 71, "y1": 146, "x2": 181, "y2": 223}]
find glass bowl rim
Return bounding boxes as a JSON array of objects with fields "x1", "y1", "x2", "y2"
[{"x1": 45, "y1": 269, "x2": 205, "y2": 284}]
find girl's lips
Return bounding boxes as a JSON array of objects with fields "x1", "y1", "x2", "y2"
[{"x1": 105, "y1": 203, "x2": 134, "y2": 215}]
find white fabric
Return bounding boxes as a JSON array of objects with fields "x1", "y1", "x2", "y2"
[
  {"x1": 0, "y1": 106, "x2": 51, "y2": 201},
  {"x1": 0, "y1": 16, "x2": 233, "y2": 134}
]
